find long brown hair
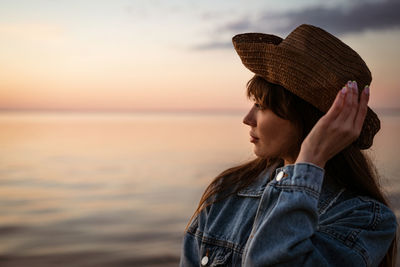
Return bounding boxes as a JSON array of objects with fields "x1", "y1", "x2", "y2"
[{"x1": 186, "y1": 75, "x2": 397, "y2": 266}]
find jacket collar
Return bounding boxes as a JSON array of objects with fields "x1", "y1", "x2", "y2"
[
  {"x1": 237, "y1": 160, "x2": 282, "y2": 197},
  {"x1": 237, "y1": 161, "x2": 346, "y2": 212}
]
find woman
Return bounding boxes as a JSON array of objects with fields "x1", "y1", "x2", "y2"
[{"x1": 180, "y1": 24, "x2": 397, "y2": 266}]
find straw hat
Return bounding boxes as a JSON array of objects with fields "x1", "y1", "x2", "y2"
[{"x1": 232, "y1": 24, "x2": 380, "y2": 149}]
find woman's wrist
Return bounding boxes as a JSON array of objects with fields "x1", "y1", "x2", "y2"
[{"x1": 295, "y1": 146, "x2": 327, "y2": 169}]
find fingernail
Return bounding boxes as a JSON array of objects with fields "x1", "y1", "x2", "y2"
[
  {"x1": 347, "y1": 80, "x2": 353, "y2": 87},
  {"x1": 364, "y1": 85, "x2": 370, "y2": 95},
  {"x1": 341, "y1": 86, "x2": 347, "y2": 94},
  {"x1": 352, "y1": 81, "x2": 358, "y2": 92}
]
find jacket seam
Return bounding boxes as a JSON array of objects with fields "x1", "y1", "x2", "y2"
[
  {"x1": 187, "y1": 225, "x2": 197, "y2": 235},
  {"x1": 317, "y1": 228, "x2": 369, "y2": 265},
  {"x1": 241, "y1": 186, "x2": 281, "y2": 266},
  {"x1": 271, "y1": 184, "x2": 320, "y2": 199},
  {"x1": 319, "y1": 188, "x2": 346, "y2": 215},
  {"x1": 187, "y1": 216, "x2": 199, "y2": 234},
  {"x1": 191, "y1": 228, "x2": 244, "y2": 254},
  {"x1": 356, "y1": 196, "x2": 381, "y2": 230},
  {"x1": 237, "y1": 192, "x2": 263, "y2": 197}
]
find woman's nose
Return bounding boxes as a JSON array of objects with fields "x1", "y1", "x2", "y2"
[{"x1": 243, "y1": 108, "x2": 256, "y2": 126}]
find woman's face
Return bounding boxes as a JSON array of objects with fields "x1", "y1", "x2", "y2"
[{"x1": 243, "y1": 101, "x2": 301, "y2": 165}]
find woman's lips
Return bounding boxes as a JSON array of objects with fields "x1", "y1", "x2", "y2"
[
  {"x1": 250, "y1": 136, "x2": 259, "y2": 143},
  {"x1": 250, "y1": 133, "x2": 259, "y2": 143}
]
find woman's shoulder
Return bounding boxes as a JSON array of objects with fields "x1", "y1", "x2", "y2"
[
  {"x1": 320, "y1": 188, "x2": 397, "y2": 233},
  {"x1": 186, "y1": 167, "x2": 274, "y2": 237},
  {"x1": 317, "y1": 190, "x2": 397, "y2": 265}
]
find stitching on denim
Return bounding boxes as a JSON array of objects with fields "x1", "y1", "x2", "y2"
[
  {"x1": 345, "y1": 229, "x2": 361, "y2": 246},
  {"x1": 294, "y1": 162, "x2": 325, "y2": 172},
  {"x1": 319, "y1": 188, "x2": 345, "y2": 216},
  {"x1": 318, "y1": 194, "x2": 334, "y2": 214},
  {"x1": 187, "y1": 216, "x2": 199, "y2": 234},
  {"x1": 191, "y1": 229, "x2": 244, "y2": 254},
  {"x1": 271, "y1": 184, "x2": 319, "y2": 199},
  {"x1": 270, "y1": 180, "x2": 320, "y2": 191},
  {"x1": 212, "y1": 252, "x2": 233, "y2": 266},
  {"x1": 186, "y1": 229, "x2": 197, "y2": 238},
  {"x1": 317, "y1": 228, "x2": 369, "y2": 265},
  {"x1": 241, "y1": 186, "x2": 280, "y2": 266},
  {"x1": 318, "y1": 194, "x2": 336, "y2": 215},
  {"x1": 186, "y1": 230, "x2": 235, "y2": 265},
  {"x1": 356, "y1": 196, "x2": 382, "y2": 230},
  {"x1": 372, "y1": 202, "x2": 381, "y2": 230},
  {"x1": 237, "y1": 191, "x2": 263, "y2": 197}
]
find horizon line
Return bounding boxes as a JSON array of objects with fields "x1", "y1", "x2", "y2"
[
  {"x1": 0, "y1": 107, "x2": 248, "y2": 115},
  {"x1": 1, "y1": 107, "x2": 400, "y2": 115}
]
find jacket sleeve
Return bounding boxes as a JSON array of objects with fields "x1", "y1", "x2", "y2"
[{"x1": 242, "y1": 163, "x2": 397, "y2": 267}]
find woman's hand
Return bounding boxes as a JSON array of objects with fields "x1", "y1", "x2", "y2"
[{"x1": 295, "y1": 80, "x2": 370, "y2": 168}]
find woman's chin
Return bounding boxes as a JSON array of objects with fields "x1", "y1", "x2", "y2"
[
  {"x1": 253, "y1": 146, "x2": 277, "y2": 159},
  {"x1": 253, "y1": 147, "x2": 267, "y2": 158}
]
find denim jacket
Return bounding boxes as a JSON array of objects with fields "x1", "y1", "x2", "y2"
[{"x1": 180, "y1": 162, "x2": 397, "y2": 266}]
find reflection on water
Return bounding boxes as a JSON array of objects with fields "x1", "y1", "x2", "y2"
[
  {"x1": 0, "y1": 111, "x2": 399, "y2": 266},
  {"x1": 0, "y1": 111, "x2": 254, "y2": 266}
]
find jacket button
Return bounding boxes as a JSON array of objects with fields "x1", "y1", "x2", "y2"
[
  {"x1": 276, "y1": 171, "x2": 285, "y2": 181},
  {"x1": 201, "y1": 256, "x2": 209, "y2": 265}
]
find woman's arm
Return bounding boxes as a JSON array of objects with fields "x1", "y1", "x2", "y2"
[
  {"x1": 296, "y1": 80, "x2": 369, "y2": 168},
  {"x1": 242, "y1": 162, "x2": 396, "y2": 266}
]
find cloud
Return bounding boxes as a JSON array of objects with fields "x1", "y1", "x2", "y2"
[{"x1": 195, "y1": 0, "x2": 400, "y2": 50}]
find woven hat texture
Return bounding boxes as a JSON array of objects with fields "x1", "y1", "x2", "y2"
[{"x1": 232, "y1": 24, "x2": 380, "y2": 149}]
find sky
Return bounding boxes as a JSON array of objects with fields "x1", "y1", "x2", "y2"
[{"x1": 0, "y1": 0, "x2": 399, "y2": 112}]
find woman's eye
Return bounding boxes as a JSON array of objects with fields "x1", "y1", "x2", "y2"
[{"x1": 254, "y1": 103, "x2": 264, "y2": 109}]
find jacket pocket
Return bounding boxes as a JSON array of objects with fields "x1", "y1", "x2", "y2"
[{"x1": 199, "y1": 243, "x2": 233, "y2": 266}]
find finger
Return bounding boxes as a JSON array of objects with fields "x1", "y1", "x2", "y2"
[
  {"x1": 325, "y1": 85, "x2": 347, "y2": 120},
  {"x1": 337, "y1": 81, "x2": 354, "y2": 121},
  {"x1": 346, "y1": 80, "x2": 359, "y2": 123},
  {"x1": 354, "y1": 85, "x2": 370, "y2": 132}
]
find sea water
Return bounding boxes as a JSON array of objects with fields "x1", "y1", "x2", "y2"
[{"x1": 0, "y1": 111, "x2": 399, "y2": 266}]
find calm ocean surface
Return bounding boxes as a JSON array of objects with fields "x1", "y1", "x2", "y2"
[{"x1": 0, "y1": 111, "x2": 399, "y2": 266}]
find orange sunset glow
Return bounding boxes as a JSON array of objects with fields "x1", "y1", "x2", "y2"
[{"x1": 0, "y1": 0, "x2": 399, "y2": 113}]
